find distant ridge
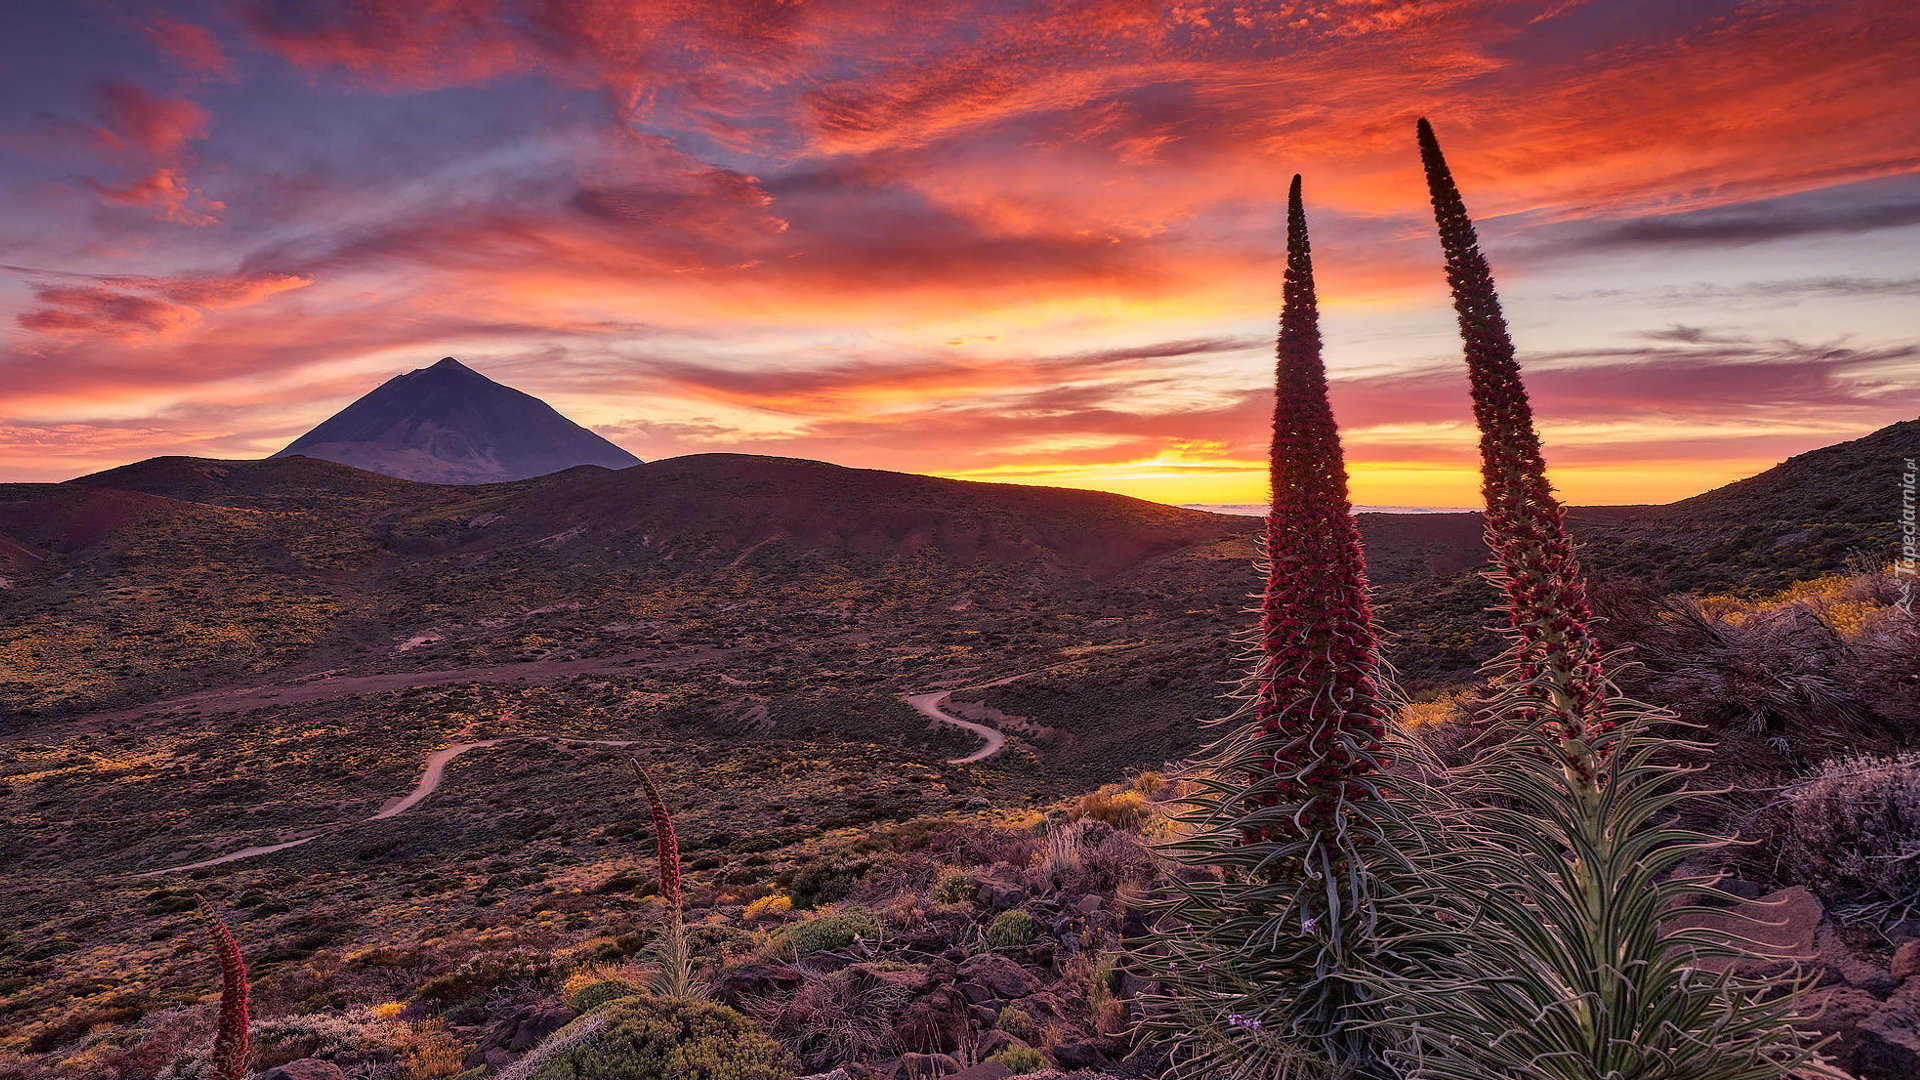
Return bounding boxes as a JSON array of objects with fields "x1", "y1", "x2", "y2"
[
  {"x1": 1639, "y1": 418, "x2": 1920, "y2": 526},
  {"x1": 1182, "y1": 503, "x2": 1479, "y2": 516},
  {"x1": 273, "y1": 357, "x2": 641, "y2": 484}
]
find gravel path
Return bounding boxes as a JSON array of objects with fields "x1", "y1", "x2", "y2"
[
  {"x1": 904, "y1": 690, "x2": 1007, "y2": 764},
  {"x1": 133, "y1": 735, "x2": 644, "y2": 878}
]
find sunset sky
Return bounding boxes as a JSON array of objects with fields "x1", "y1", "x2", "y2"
[{"x1": 2, "y1": 0, "x2": 1916, "y2": 506}]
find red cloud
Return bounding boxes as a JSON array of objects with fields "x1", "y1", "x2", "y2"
[
  {"x1": 88, "y1": 168, "x2": 225, "y2": 226},
  {"x1": 139, "y1": 17, "x2": 232, "y2": 79},
  {"x1": 17, "y1": 288, "x2": 201, "y2": 337},
  {"x1": 78, "y1": 81, "x2": 221, "y2": 225},
  {"x1": 89, "y1": 81, "x2": 208, "y2": 157},
  {"x1": 16, "y1": 272, "x2": 311, "y2": 339},
  {"x1": 8, "y1": 0, "x2": 1916, "y2": 501}
]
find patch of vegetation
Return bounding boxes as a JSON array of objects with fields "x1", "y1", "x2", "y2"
[
  {"x1": 984, "y1": 911, "x2": 1035, "y2": 949},
  {"x1": 782, "y1": 909, "x2": 880, "y2": 957},
  {"x1": 520, "y1": 995, "x2": 797, "y2": 1080}
]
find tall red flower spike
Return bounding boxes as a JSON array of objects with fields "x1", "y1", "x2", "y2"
[
  {"x1": 631, "y1": 761, "x2": 682, "y2": 907},
  {"x1": 1250, "y1": 174, "x2": 1388, "y2": 840},
  {"x1": 193, "y1": 894, "x2": 249, "y2": 1080},
  {"x1": 1415, "y1": 118, "x2": 1613, "y2": 784}
]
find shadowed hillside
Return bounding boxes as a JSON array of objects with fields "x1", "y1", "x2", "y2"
[
  {"x1": 7, "y1": 420, "x2": 1913, "y2": 723},
  {"x1": 1640, "y1": 418, "x2": 1919, "y2": 526}
]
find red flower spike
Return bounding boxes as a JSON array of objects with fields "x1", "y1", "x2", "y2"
[
  {"x1": 630, "y1": 761, "x2": 682, "y2": 908},
  {"x1": 193, "y1": 894, "x2": 249, "y2": 1080},
  {"x1": 1245, "y1": 175, "x2": 1389, "y2": 841},
  {"x1": 1416, "y1": 118, "x2": 1611, "y2": 786}
]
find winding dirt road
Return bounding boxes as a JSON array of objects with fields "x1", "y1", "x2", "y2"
[
  {"x1": 134, "y1": 735, "x2": 644, "y2": 878},
  {"x1": 904, "y1": 690, "x2": 1006, "y2": 764}
]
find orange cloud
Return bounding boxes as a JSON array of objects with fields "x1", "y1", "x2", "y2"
[
  {"x1": 244, "y1": 0, "x2": 524, "y2": 90},
  {"x1": 16, "y1": 271, "x2": 311, "y2": 339},
  {"x1": 17, "y1": 288, "x2": 201, "y2": 337},
  {"x1": 4, "y1": 0, "x2": 1915, "y2": 502}
]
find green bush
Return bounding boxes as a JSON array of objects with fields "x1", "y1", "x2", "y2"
[
  {"x1": 783, "y1": 909, "x2": 879, "y2": 956},
  {"x1": 932, "y1": 868, "x2": 973, "y2": 904},
  {"x1": 984, "y1": 910, "x2": 1035, "y2": 948},
  {"x1": 598, "y1": 868, "x2": 658, "y2": 895},
  {"x1": 566, "y1": 978, "x2": 640, "y2": 1014},
  {"x1": 684, "y1": 923, "x2": 759, "y2": 965},
  {"x1": 583, "y1": 932, "x2": 651, "y2": 961},
  {"x1": 995, "y1": 1005, "x2": 1037, "y2": 1042},
  {"x1": 989, "y1": 1046, "x2": 1049, "y2": 1073},
  {"x1": 524, "y1": 995, "x2": 797, "y2": 1080},
  {"x1": 785, "y1": 855, "x2": 873, "y2": 909}
]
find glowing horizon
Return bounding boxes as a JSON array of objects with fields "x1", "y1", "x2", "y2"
[{"x1": 3, "y1": 1, "x2": 1916, "y2": 506}]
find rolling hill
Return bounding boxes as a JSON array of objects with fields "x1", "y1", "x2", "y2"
[{"x1": 3, "y1": 417, "x2": 1912, "y2": 729}]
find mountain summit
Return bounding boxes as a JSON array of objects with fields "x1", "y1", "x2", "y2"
[{"x1": 273, "y1": 357, "x2": 642, "y2": 484}]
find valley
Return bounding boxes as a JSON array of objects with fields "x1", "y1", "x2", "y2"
[{"x1": 1, "y1": 420, "x2": 1915, "y2": 1079}]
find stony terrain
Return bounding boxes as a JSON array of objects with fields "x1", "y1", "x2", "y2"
[{"x1": 1, "y1": 418, "x2": 1916, "y2": 1078}]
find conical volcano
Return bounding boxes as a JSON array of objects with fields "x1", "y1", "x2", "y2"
[{"x1": 273, "y1": 357, "x2": 642, "y2": 483}]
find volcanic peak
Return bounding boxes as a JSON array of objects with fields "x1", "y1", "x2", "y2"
[{"x1": 272, "y1": 356, "x2": 641, "y2": 484}]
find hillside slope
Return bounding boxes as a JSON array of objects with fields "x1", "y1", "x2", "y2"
[{"x1": 1640, "y1": 418, "x2": 1919, "y2": 526}]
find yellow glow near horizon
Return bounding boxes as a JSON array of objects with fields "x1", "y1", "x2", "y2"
[{"x1": 936, "y1": 455, "x2": 1785, "y2": 508}]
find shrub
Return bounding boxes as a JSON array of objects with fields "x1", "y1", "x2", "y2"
[
  {"x1": 683, "y1": 923, "x2": 758, "y2": 965},
  {"x1": 20, "y1": 939, "x2": 81, "y2": 962},
  {"x1": 744, "y1": 894, "x2": 792, "y2": 918},
  {"x1": 1777, "y1": 752, "x2": 1920, "y2": 922},
  {"x1": 579, "y1": 932, "x2": 650, "y2": 961},
  {"x1": 566, "y1": 978, "x2": 641, "y2": 1014},
  {"x1": 786, "y1": 855, "x2": 874, "y2": 909},
  {"x1": 989, "y1": 1046, "x2": 1049, "y2": 1073},
  {"x1": 744, "y1": 968, "x2": 912, "y2": 1069},
  {"x1": 984, "y1": 911, "x2": 1034, "y2": 949},
  {"x1": 247, "y1": 1006, "x2": 419, "y2": 1072},
  {"x1": 397, "y1": 1023, "x2": 470, "y2": 1079},
  {"x1": 931, "y1": 867, "x2": 973, "y2": 905},
  {"x1": 597, "y1": 869, "x2": 657, "y2": 896},
  {"x1": 515, "y1": 996, "x2": 797, "y2": 1080},
  {"x1": 995, "y1": 1005, "x2": 1037, "y2": 1042},
  {"x1": 1070, "y1": 786, "x2": 1152, "y2": 831},
  {"x1": 415, "y1": 951, "x2": 561, "y2": 1008},
  {"x1": 783, "y1": 909, "x2": 880, "y2": 956}
]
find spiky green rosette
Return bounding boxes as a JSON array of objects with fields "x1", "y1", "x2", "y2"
[
  {"x1": 1414, "y1": 117, "x2": 1613, "y2": 786},
  {"x1": 1149, "y1": 176, "x2": 1398, "y2": 1080},
  {"x1": 1369, "y1": 120, "x2": 1813, "y2": 1080}
]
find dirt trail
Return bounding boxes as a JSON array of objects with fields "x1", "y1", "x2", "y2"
[
  {"x1": 131, "y1": 836, "x2": 319, "y2": 877},
  {"x1": 370, "y1": 739, "x2": 507, "y2": 820},
  {"x1": 904, "y1": 691, "x2": 1006, "y2": 764},
  {"x1": 903, "y1": 669, "x2": 1064, "y2": 764},
  {"x1": 133, "y1": 735, "x2": 644, "y2": 878},
  {"x1": 82, "y1": 647, "x2": 738, "y2": 725}
]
